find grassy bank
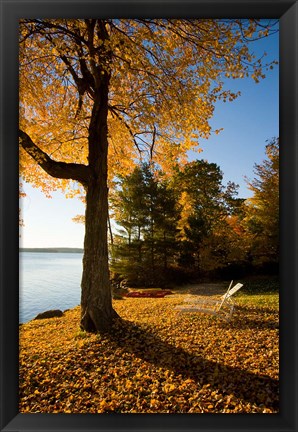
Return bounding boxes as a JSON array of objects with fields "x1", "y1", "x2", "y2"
[{"x1": 19, "y1": 281, "x2": 279, "y2": 414}]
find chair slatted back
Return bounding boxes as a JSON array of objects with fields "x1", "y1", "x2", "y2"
[{"x1": 225, "y1": 283, "x2": 243, "y2": 298}]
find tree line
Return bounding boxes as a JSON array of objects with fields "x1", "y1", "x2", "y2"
[{"x1": 110, "y1": 138, "x2": 279, "y2": 287}]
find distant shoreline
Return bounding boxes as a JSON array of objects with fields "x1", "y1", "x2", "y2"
[{"x1": 20, "y1": 248, "x2": 84, "y2": 253}]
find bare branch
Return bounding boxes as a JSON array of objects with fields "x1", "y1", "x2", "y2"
[
  {"x1": 108, "y1": 106, "x2": 142, "y2": 155},
  {"x1": 150, "y1": 125, "x2": 157, "y2": 161}
]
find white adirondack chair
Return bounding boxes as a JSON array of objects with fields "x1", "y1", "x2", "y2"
[{"x1": 175, "y1": 280, "x2": 243, "y2": 321}]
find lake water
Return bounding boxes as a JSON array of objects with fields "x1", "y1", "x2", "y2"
[{"x1": 19, "y1": 252, "x2": 83, "y2": 323}]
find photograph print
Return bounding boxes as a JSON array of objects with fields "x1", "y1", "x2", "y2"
[{"x1": 19, "y1": 18, "x2": 279, "y2": 414}]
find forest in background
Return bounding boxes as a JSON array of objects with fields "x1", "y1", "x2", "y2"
[{"x1": 110, "y1": 137, "x2": 279, "y2": 287}]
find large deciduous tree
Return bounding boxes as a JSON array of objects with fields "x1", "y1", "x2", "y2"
[
  {"x1": 244, "y1": 137, "x2": 279, "y2": 266},
  {"x1": 175, "y1": 160, "x2": 241, "y2": 274},
  {"x1": 19, "y1": 19, "x2": 277, "y2": 332}
]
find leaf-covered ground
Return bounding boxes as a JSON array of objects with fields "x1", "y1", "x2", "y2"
[{"x1": 19, "y1": 283, "x2": 279, "y2": 413}]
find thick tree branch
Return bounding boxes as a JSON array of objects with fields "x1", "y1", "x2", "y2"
[{"x1": 19, "y1": 129, "x2": 89, "y2": 186}]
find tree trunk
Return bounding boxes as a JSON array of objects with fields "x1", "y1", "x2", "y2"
[
  {"x1": 80, "y1": 178, "x2": 118, "y2": 332},
  {"x1": 80, "y1": 71, "x2": 118, "y2": 333},
  {"x1": 163, "y1": 231, "x2": 168, "y2": 270}
]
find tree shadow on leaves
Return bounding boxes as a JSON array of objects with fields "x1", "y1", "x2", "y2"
[{"x1": 108, "y1": 317, "x2": 279, "y2": 410}]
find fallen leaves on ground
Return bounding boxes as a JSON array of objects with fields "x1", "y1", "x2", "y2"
[{"x1": 19, "y1": 290, "x2": 279, "y2": 413}]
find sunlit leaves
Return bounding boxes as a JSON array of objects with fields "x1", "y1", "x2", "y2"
[
  {"x1": 19, "y1": 284, "x2": 279, "y2": 413},
  {"x1": 19, "y1": 19, "x2": 278, "y2": 196},
  {"x1": 243, "y1": 138, "x2": 279, "y2": 265}
]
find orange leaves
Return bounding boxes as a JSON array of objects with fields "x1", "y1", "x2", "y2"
[
  {"x1": 163, "y1": 383, "x2": 176, "y2": 394},
  {"x1": 19, "y1": 287, "x2": 279, "y2": 413},
  {"x1": 19, "y1": 19, "x2": 278, "y2": 198}
]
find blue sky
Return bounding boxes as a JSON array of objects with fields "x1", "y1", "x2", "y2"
[{"x1": 19, "y1": 27, "x2": 279, "y2": 249}]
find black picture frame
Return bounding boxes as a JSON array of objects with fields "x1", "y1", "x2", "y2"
[{"x1": 0, "y1": 1, "x2": 297, "y2": 431}]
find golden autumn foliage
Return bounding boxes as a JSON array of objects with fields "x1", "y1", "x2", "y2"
[
  {"x1": 243, "y1": 138, "x2": 279, "y2": 265},
  {"x1": 19, "y1": 19, "x2": 277, "y2": 194},
  {"x1": 19, "y1": 282, "x2": 279, "y2": 414}
]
